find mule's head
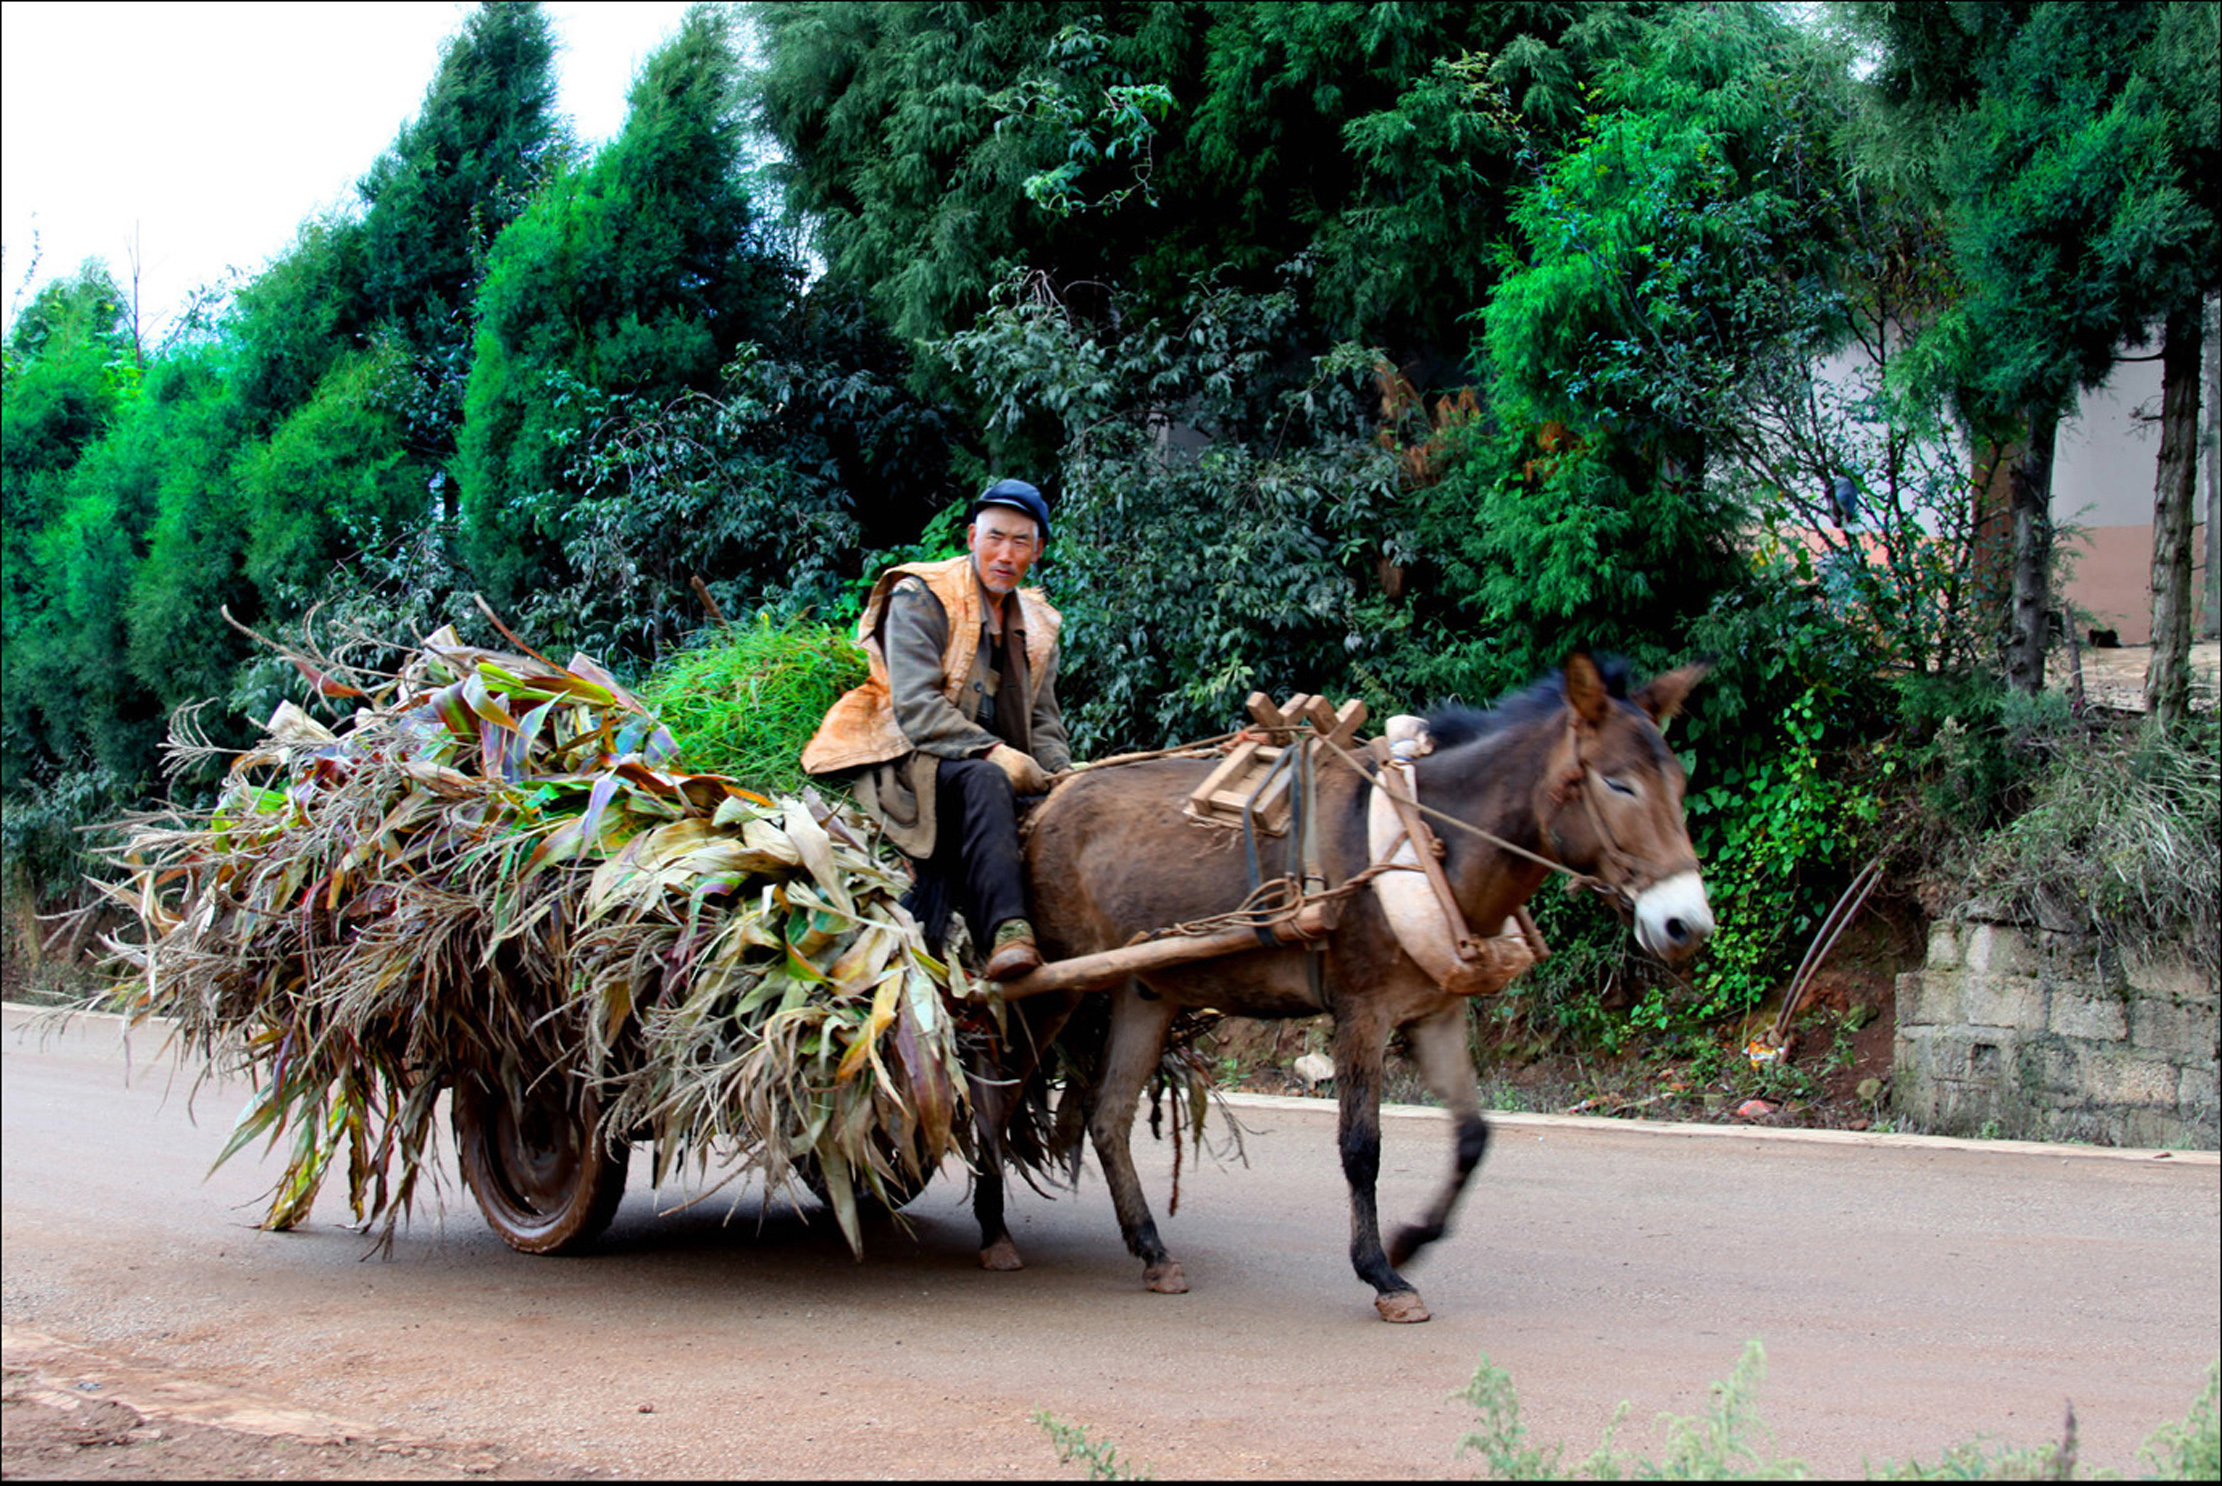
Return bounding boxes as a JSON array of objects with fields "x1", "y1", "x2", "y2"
[{"x1": 1548, "y1": 653, "x2": 1714, "y2": 963}]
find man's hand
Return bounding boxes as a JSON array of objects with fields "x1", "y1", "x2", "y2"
[{"x1": 986, "y1": 743, "x2": 1051, "y2": 794}]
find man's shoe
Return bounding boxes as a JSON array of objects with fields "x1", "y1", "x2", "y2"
[{"x1": 983, "y1": 920, "x2": 1042, "y2": 981}]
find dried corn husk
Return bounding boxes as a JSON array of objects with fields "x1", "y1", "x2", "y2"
[{"x1": 96, "y1": 626, "x2": 994, "y2": 1254}]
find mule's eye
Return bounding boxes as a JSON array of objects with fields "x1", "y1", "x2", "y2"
[{"x1": 1603, "y1": 776, "x2": 1637, "y2": 798}]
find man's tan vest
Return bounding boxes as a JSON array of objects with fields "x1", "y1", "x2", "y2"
[{"x1": 801, "y1": 555, "x2": 1062, "y2": 775}]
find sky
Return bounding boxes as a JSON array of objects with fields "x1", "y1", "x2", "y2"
[{"x1": 1, "y1": 1, "x2": 701, "y2": 342}]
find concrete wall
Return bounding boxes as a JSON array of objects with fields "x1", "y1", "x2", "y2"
[{"x1": 1895, "y1": 915, "x2": 2219, "y2": 1149}]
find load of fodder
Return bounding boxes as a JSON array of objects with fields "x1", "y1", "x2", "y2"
[
  {"x1": 93, "y1": 622, "x2": 989, "y2": 1253},
  {"x1": 637, "y1": 612, "x2": 868, "y2": 799}
]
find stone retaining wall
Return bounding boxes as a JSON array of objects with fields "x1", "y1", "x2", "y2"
[{"x1": 1894, "y1": 917, "x2": 2219, "y2": 1148}]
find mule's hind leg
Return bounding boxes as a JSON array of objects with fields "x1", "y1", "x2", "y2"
[
  {"x1": 1332, "y1": 1005, "x2": 1429, "y2": 1322},
  {"x1": 967, "y1": 994, "x2": 1084, "y2": 1271},
  {"x1": 968, "y1": 1063, "x2": 1024, "y2": 1271},
  {"x1": 1387, "y1": 1003, "x2": 1492, "y2": 1269},
  {"x1": 1086, "y1": 982, "x2": 1186, "y2": 1293}
]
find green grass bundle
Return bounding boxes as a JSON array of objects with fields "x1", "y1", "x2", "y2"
[{"x1": 639, "y1": 613, "x2": 867, "y2": 798}]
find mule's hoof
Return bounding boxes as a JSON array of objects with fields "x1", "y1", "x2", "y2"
[
  {"x1": 1375, "y1": 1290, "x2": 1431, "y2": 1324},
  {"x1": 980, "y1": 1237, "x2": 1024, "y2": 1272},
  {"x1": 1144, "y1": 1260, "x2": 1189, "y2": 1294}
]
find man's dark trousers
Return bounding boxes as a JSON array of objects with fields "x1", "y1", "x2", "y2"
[{"x1": 927, "y1": 756, "x2": 1028, "y2": 941}]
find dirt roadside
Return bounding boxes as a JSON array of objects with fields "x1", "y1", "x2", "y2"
[{"x1": 3, "y1": 1329, "x2": 594, "y2": 1482}]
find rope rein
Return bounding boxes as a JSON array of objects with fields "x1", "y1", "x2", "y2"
[
  {"x1": 1038, "y1": 714, "x2": 1642, "y2": 948},
  {"x1": 1143, "y1": 859, "x2": 1415, "y2": 942}
]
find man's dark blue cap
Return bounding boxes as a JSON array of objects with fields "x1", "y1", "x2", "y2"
[{"x1": 968, "y1": 478, "x2": 1049, "y2": 540}]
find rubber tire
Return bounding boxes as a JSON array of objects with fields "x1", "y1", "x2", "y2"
[{"x1": 453, "y1": 1075, "x2": 628, "y2": 1254}]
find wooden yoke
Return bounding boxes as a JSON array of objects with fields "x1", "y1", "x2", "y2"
[{"x1": 1184, "y1": 692, "x2": 1368, "y2": 835}]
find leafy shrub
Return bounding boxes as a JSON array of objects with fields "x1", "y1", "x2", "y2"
[
  {"x1": 2142, "y1": 1361, "x2": 2221, "y2": 1482},
  {"x1": 0, "y1": 762, "x2": 132, "y2": 1002},
  {"x1": 489, "y1": 356, "x2": 861, "y2": 664},
  {"x1": 1390, "y1": 417, "x2": 1746, "y2": 714},
  {"x1": 1479, "y1": 886, "x2": 1658, "y2": 1056},
  {"x1": 1668, "y1": 686, "x2": 1885, "y2": 1033},
  {"x1": 0, "y1": 763, "x2": 130, "y2": 909},
  {"x1": 1889, "y1": 671, "x2": 2080, "y2": 836},
  {"x1": 1445, "y1": 1340, "x2": 2221, "y2": 1480},
  {"x1": 937, "y1": 268, "x2": 1410, "y2": 755}
]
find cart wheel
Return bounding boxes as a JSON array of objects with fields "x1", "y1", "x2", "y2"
[
  {"x1": 796, "y1": 1147, "x2": 935, "y2": 1217},
  {"x1": 454, "y1": 1074, "x2": 628, "y2": 1254}
]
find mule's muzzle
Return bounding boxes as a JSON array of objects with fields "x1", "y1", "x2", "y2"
[{"x1": 1633, "y1": 871, "x2": 1714, "y2": 962}]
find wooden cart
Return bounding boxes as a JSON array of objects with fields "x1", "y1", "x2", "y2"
[{"x1": 453, "y1": 696, "x2": 1360, "y2": 1254}]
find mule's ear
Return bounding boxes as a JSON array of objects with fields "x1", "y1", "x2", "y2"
[
  {"x1": 1563, "y1": 650, "x2": 1610, "y2": 727},
  {"x1": 1635, "y1": 662, "x2": 1710, "y2": 728}
]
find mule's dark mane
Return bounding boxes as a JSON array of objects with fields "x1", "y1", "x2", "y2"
[{"x1": 1424, "y1": 656, "x2": 1635, "y2": 750}]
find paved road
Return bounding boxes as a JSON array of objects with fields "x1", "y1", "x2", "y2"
[{"x1": 4, "y1": 1004, "x2": 2216, "y2": 1479}]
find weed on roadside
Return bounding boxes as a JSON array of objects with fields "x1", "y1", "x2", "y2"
[
  {"x1": 1445, "y1": 1341, "x2": 2221, "y2": 1480},
  {"x1": 1034, "y1": 1411, "x2": 1154, "y2": 1480}
]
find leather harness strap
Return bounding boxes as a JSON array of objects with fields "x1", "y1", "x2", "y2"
[{"x1": 1236, "y1": 736, "x2": 1331, "y2": 1009}]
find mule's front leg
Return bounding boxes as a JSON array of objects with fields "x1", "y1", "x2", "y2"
[
  {"x1": 1086, "y1": 983, "x2": 1186, "y2": 1293},
  {"x1": 973, "y1": 1066, "x2": 1022, "y2": 1261},
  {"x1": 1387, "y1": 1004, "x2": 1492, "y2": 1269},
  {"x1": 1335, "y1": 1012, "x2": 1429, "y2": 1323}
]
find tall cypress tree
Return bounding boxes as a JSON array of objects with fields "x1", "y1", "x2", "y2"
[
  {"x1": 1, "y1": 266, "x2": 136, "y2": 793},
  {"x1": 1854, "y1": 1, "x2": 2215, "y2": 699},
  {"x1": 358, "y1": 0, "x2": 565, "y2": 458},
  {"x1": 457, "y1": 2, "x2": 796, "y2": 608},
  {"x1": 751, "y1": 1, "x2": 1661, "y2": 387}
]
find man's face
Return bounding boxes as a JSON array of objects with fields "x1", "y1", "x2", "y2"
[{"x1": 968, "y1": 508, "x2": 1042, "y2": 596}]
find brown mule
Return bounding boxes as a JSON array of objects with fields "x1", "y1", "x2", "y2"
[{"x1": 974, "y1": 654, "x2": 1713, "y2": 1320}]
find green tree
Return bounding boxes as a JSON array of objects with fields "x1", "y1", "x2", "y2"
[
  {"x1": 9, "y1": 352, "x2": 239, "y2": 786},
  {"x1": 1482, "y1": 3, "x2": 1850, "y2": 498},
  {"x1": 4, "y1": 261, "x2": 131, "y2": 364},
  {"x1": 1854, "y1": 1, "x2": 2217, "y2": 703},
  {"x1": 238, "y1": 345, "x2": 436, "y2": 614},
  {"x1": 752, "y1": 1, "x2": 1661, "y2": 389},
  {"x1": 1, "y1": 264, "x2": 137, "y2": 793},
  {"x1": 2, "y1": 263, "x2": 135, "y2": 566},
  {"x1": 457, "y1": 1, "x2": 796, "y2": 614},
  {"x1": 357, "y1": 0, "x2": 567, "y2": 460},
  {"x1": 126, "y1": 357, "x2": 256, "y2": 720},
  {"x1": 2126, "y1": 1, "x2": 2219, "y2": 727},
  {"x1": 226, "y1": 215, "x2": 372, "y2": 434},
  {"x1": 1430, "y1": 3, "x2": 1827, "y2": 713}
]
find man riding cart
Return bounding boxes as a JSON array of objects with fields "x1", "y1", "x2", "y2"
[{"x1": 801, "y1": 478, "x2": 1071, "y2": 981}]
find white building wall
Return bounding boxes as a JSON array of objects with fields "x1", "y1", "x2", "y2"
[
  {"x1": 1803, "y1": 304, "x2": 2218, "y2": 648},
  {"x1": 2051, "y1": 331, "x2": 2215, "y2": 646}
]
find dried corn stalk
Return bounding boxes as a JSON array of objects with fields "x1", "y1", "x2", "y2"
[{"x1": 96, "y1": 625, "x2": 989, "y2": 1254}]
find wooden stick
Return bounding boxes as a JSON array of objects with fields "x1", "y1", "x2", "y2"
[
  {"x1": 992, "y1": 902, "x2": 1334, "y2": 1001},
  {"x1": 690, "y1": 574, "x2": 730, "y2": 627}
]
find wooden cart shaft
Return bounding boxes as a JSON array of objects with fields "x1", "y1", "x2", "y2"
[{"x1": 991, "y1": 901, "x2": 1334, "y2": 1001}]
